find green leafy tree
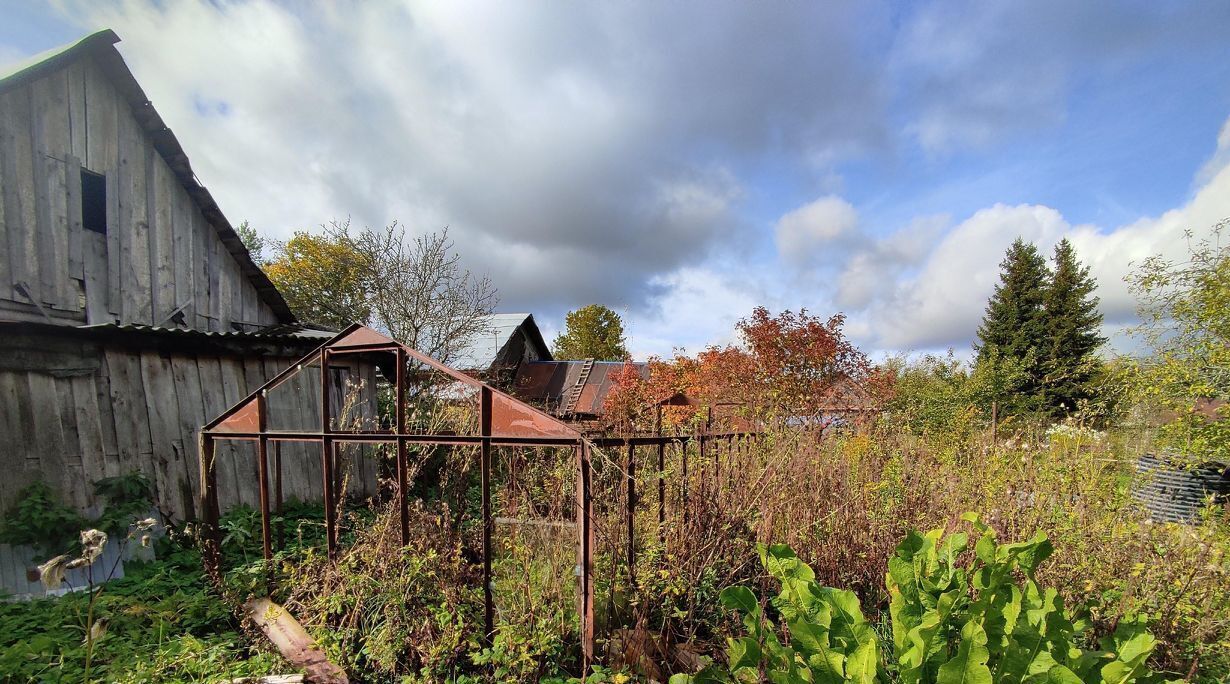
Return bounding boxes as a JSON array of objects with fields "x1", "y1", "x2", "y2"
[
  {"x1": 264, "y1": 229, "x2": 371, "y2": 330},
  {"x1": 1043, "y1": 238, "x2": 1106, "y2": 415},
  {"x1": 885, "y1": 350, "x2": 1027, "y2": 449},
  {"x1": 1127, "y1": 219, "x2": 1230, "y2": 463},
  {"x1": 975, "y1": 239, "x2": 1051, "y2": 413},
  {"x1": 234, "y1": 220, "x2": 267, "y2": 265},
  {"x1": 552, "y1": 304, "x2": 629, "y2": 360}
]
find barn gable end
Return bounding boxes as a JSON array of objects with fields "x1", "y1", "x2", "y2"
[{"x1": 0, "y1": 29, "x2": 293, "y2": 331}]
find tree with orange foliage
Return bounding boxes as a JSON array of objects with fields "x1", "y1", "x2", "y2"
[
  {"x1": 735, "y1": 306, "x2": 875, "y2": 422},
  {"x1": 605, "y1": 306, "x2": 887, "y2": 433}
]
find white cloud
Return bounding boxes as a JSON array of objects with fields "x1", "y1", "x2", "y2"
[
  {"x1": 774, "y1": 196, "x2": 859, "y2": 264},
  {"x1": 45, "y1": 0, "x2": 890, "y2": 323},
  {"x1": 757, "y1": 118, "x2": 1230, "y2": 356},
  {"x1": 864, "y1": 204, "x2": 1070, "y2": 350},
  {"x1": 835, "y1": 213, "x2": 948, "y2": 309},
  {"x1": 855, "y1": 161, "x2": 1230, "y2": 353},
  {"x1": 14, "y1": 1, "x2": 1228, "y2": 360},
  {"x1": 1196, "y1": 115, "x2": 1230, "y2": 187},
  {"x1": 628, "y1": 266, "x2": 762, "y2": 359}
]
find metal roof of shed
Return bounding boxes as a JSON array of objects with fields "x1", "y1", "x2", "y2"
[{"x1": 512, "y1": 360, "x2": 648, "y2": 417}]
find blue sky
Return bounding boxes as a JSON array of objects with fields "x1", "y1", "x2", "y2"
[{"x1": 4, "y1": 1, "x2": 1229, "y2": 359}]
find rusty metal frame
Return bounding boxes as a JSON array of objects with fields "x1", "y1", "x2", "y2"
[{"x1": 198, "y1": 323, "x2": 758, "y2": 663}]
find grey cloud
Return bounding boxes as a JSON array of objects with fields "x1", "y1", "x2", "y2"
[
  {"x1": 41, "y1": 0, "x2": 1230, "y2": 356},
  {"x1": 62, "y1": 1, "x2": 894, "y2": 322}
]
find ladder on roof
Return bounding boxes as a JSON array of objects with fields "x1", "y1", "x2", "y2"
[{"x1": 561, "y1": 358, "x2": 595, "y2": 417}]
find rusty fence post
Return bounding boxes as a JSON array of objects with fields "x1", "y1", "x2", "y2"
[
  {"x1": 655, "y1": 407, "x2": 665, "y2": 545},
  {"x1": 699, "y1": 434, "x2": 707, "y2": 504},
  {"x1": 396, "y1": 348, "x2": 410, "y2": 546},
  {"x1": 274, "y1": 441, "x2": 284, "y2": 550},
  {"x1": 657, "y1": 439, "x2": 666, "y2": 545},
  {"x1": 198, "y1": 433, "x2": 221, "y2": 581},
  {"x1": 726, "y1": 436, "x2": 734, "y2": 491},
  {"x1": 578, "y1": 441, "x2": 595, "y2": 664},
  {"x1": 322, "y1": 438, "x2": 337, "y2": 559},
  {"x1": 480, "y1": 386, "x2": 494, "y2": 644},
  {"x1": 320, "y1": 349, "x2": 338, "y2": 560},
  {"x1": 257, "y1": 392, "x2": 272, "y2": 565},
  {"x1": 625, "y1": 441, "x2": 636, "y2": 589},
  {"x1": 681, "y1": 439, "x2": 689, "y2": 526}
]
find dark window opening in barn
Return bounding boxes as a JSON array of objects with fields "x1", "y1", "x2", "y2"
[{"x1": 81, "y1": 169, "x2": 107, "y2": 234}]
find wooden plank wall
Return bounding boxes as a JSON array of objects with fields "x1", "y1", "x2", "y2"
[
  {"x1": 0, "y1": 59, "x2": 279, "y2": 331},
  {"x1": 0, "y1": 536, "x2": 150, "y2": 600},
  {"x1": 0, "y1": 348, "x2": 379, "y2": 523}
]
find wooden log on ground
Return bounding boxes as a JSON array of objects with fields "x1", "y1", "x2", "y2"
[{"x1": 244, "y1": 597, "x2": 348, "y2": 684}]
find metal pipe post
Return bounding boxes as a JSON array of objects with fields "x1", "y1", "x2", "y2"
[
  {"x1": 680, "y1": 440, "x2": 689, "y2": 525},
  {"x1": 256, "y1": 392, "x2": 272, "y2": 562},
  {"x1": 198, "y1": 433, "x2": 221, "y2": 579},
  {"x1": 322, "y1": 438, "x2": 337, "y2": 558},
  {"x1": 396, "y1": 348, "x2": 409, "y2": 545},
  {"x1": 480, "y1": 386, "x2": 494, "y2": 643},
  {"x1": 274, "y1": 441, "x2": 284, "y2": 550},
  {"x1": 625, "y1": 441, "x2": 636, "y2": 588},
  {"x1": 578, "y1": 442, "x2": 595, "y2": 663}
]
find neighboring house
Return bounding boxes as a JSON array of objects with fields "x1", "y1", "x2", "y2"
[
  {"x1": 451, "y1": 312, "x2": 552, "y2": 378},
  {"x1": 451, "y1": 314, "x2": 650, "y2": 423},
  {"x1": 0, "y1": 28, "x2": 374, "y2": 585},
  {"x1": 815, "y1": 374, "x2": 880, "y2": 424}
]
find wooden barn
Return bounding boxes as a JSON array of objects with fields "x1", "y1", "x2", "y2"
[{"x1": 0, "y1": 29, "x2": 377, "y2": 595}]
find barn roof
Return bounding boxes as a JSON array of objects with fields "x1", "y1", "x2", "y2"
[
  {"x1": 0, "y1": 319, "x2": 337, "y2": 361},
  {"x1": 0, "y1": 29, "x2": 296, "y2": 323}
]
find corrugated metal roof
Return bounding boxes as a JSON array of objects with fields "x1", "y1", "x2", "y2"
[
  {"x1": 77, "y1": 321, "x2": 336, "y2": 341},
  {"x1": 512, "y1": 360, "x2": 648, "y2": 416},
  {"x1": 0, "y1": 320, "x2": 337, "y2": 359},
  {"x1": 0, "y1": 29, "x2": 296, "y2": 323},
  {"x1": 1134, "y1": 454, "x2": 1229, "y2": 523},
  {"x1": 451, "y1": 313, "x2": 550, "y2": 370}
]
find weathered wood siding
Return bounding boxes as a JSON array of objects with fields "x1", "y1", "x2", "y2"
[
  {"x1": 0, "y1": 537, "x2": 153, "y2": 600},
  {"x1": 0, "y1": 336, "x2": 379, "y2": 522},
  {"x1": 0, "y1": 59, "x2": 278, "y2": 331}
]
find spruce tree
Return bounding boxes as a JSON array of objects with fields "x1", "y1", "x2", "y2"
[
  {"x1": 974, "y1": 238, "x2": 1051, "y2": 412},
  {"x1": 1042, "y1": 238, "x2": 1105, "y2": 415}
]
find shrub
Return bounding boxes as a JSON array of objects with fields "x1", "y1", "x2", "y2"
[
  {"x1": 0, "y1": 473, "x2": 155, "y2": 556},
  {"x1": 675, "y1": 520, "x2": 1181, "y2": 683},
  {"x1": 0, "y1": 482, "x2": 86, "y2": 555}
]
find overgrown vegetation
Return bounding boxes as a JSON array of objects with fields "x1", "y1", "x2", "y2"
[
  {"x1": 2, "y1": 225, "x2": 1228, "y2": 682},
  {"x1": 2, "y1": 425, "x2": 1226, "y2": 682},
  {"x1": 677, "y1": 523, "x2": 1178, "y2": 683},
  {"x1": 0, "y1": 473, "x2": 153, "y2": 555},
  {"x1": 1126, "y1": 220, "x2": 1230, "y2": 463},
  {"x1": 0, "y1": 528, "x2": 287, "y2": 682}
]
